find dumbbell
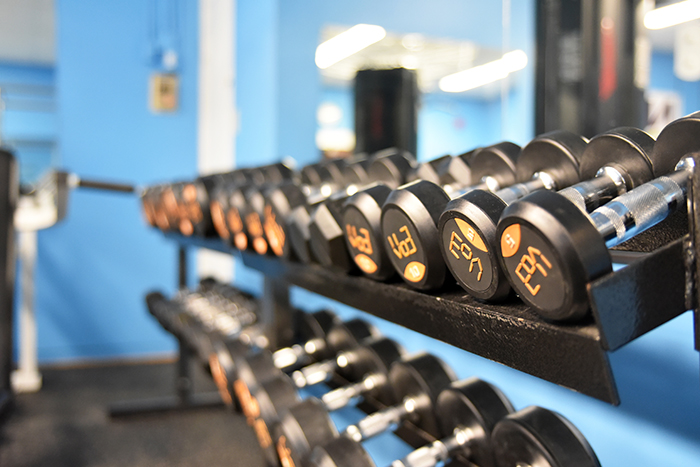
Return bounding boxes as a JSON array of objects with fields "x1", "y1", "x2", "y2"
[
  {"x1": 308, "y1": 153, "x2": 473, "y2": 272},
  {"x1": 340, "y1": 152, "x2": 475, "y2": 280},
  {"x1": 380, "y1": 142, "x2": 520, "y2": 289},
  {"x1": 497, "y1": 113, "x2": 700, "y2": 321},
  {"x1": 272, "y1": 149, "x2": 413, "y2": 263},
  {"x1": 239, "y1": 338, "x2": 403, "y2": 463},
  {"x1": 140, "y1": 185, "x2": 159, "y2": 228},
  {"x1": 208, "y1": 307, "x2": 339, "y2": 411},
  {"x1": 334, "y1": 352, "x2": 455, "y2": 444},
  {"x1": 234, "y1": 318, "x2": 379, "y2": 407},
  {"x1": 304, "y1": 377, "x2": 512, "y2": 467},
  {"x1": 232, "y1": 160, "x2": 347, "y2": 254},
  {"x1": 263, "y1": 152, "x2": 390, "y2": 260},
  {"x1": 208, "y1": 169, "x2": 260, "y2": 240},
  {"x1": 214, "y1": 162, "x2": 297, "y2": 249},
  {"x1": 239, "y1": 337, "x2": 397, "y2": 467},
  {"x1": 273, "y1": 354, "x2": 469, "y2": 467},
  {"x1": 492, "y1": 406, "x2": 600, "y2": 467},
  {"x1": 438, "y1": 128, "x2": 654, "y2": 300}
]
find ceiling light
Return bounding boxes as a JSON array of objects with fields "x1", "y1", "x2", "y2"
[
  {"x1": 439, "y1": 50, "x2": 528, "y2": 93},
  {"x1": 315, "y1": 24, "x2": 386, "y2": 69},
  {"x1": 644, "y1": 0, "x2": 700, "y2": 30}
]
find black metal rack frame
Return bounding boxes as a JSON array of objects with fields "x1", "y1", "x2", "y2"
[
  {"x1": 0, "y1": 151, "x2": 17, "y2": 421},
  {"x1": 156, "y1": 155, "x2": 700, "y2": 406}
]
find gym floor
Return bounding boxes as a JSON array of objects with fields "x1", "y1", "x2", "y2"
[{"x1": 0, "y1": 360, "x2": 267, "y2": 467}]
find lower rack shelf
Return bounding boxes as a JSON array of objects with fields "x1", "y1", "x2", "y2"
[{"x1": 165, "y1": 232, "x2": 691, "y2": 405}]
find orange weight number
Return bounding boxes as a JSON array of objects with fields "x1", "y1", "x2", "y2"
[
  {"x1": 449, "y1": 231, "x2": 483, "y2": 281},
  {"x1": 514, "y1": 246, "x2": 552, "y2": 296},
  {"x1": 346, "y1": 224, "x2": 373, "y2": 255},
  {"x1": 387, "y1": 225, "x2": 417, "y2": 259}
]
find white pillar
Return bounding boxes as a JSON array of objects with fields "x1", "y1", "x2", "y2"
[
  {"x1": 197, "y1": 0, "x2": 236, "y2": 283},
  {"x1": 11, "y1": 230, "x2": 42, "y2": 393}
]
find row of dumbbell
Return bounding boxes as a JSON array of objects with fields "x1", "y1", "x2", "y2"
[
  {"x1": 146, "y1": 283, "x2": 600, "y2": 467},
  {"x1": 141, "y1": 112, "x2": 699, "y2": 322}
]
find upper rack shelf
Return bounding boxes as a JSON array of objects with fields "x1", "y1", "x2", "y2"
[{"x1": 165, "y1": 231, "x2": 689, "y2": 406}]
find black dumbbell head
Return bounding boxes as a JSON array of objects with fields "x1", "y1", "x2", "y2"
[
  {"x1": 263, "y1": 181, "x2": 308, "y2": 258},
  {"x1": 253, "y1": 374, "x2": 301, "y2": 425},
  {"x1": 652, "y1": 111, "x2": 700, "y2": 177},
  {"x1": 381, "y1": 180, "x2": 451, "y2": 289},
  {"x1": 275, "y1": 397, "x2": 339, "y2": 467},
  {"x1": 209, "y1": 339, "x2": 249, "y2": 409},
  {"x1": 309, "y1": 195, "x2": 355, "y2": 271},
  {"x1": 388, "y1": 353, "x2": 457, "y2": 437},
  {"x1": 497, "y1": 190, "x2": 612, "y2": 321},
  {"x1": 294, "y1": 309, "x2": 339, "y2": 349},
  {"x1": 337, "y1": 338, "x2": 405, "y2": 404},
  {"x1": 227, "y1": 186, "x2": 251, "y2": 250},
  {"x1": 242, "y1": 185, "x2": 270, "y2": 254},
  {"x1": 515, "y1": 130, "x2": 587, "y2": 188},
  {"x1": 342, "y1": 183, "x2": 395, "y2": 280},
  {"x1": 468, "y1": 142, "x2": 520, "y2": 189},
  {"x1": 492, "y1": 406, "x2": 600, "y2": 467},
  {"x1": 579, "y1": 127, "x2": 655, "y2": 189},
  {"x1": 437, "y1": 378, "x2": 514, "y2": 467},
  {"x1": 260, "y1": 162, "x2": 296, "y2": 185},
  {"x1": 307, "y1": 437, "x2": 376, "y2": 467},
  {"x1": 233, "y1": 349, "x2": 279, "y2": 396},
  {"x1": 439, "y1": 189, "x2": 510, "y2": 300},
  {"x1": 366, "y1": 151, "x2": 415, "y2": 189},
  {"x1": 324, "y1": 319, "x2": 379, "y2": 358},
  {"x1": 288, "y1": 205, "x2": 317, "y2": 263}
]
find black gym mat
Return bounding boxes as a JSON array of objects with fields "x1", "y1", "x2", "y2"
[{"x1": 0, "y1": 360, "x2": 266, "y2": 467}]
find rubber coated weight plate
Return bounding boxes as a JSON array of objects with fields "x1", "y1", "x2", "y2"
[
  {"x1": 324, "y1": 319, "x2": 379, "y2": 357},
  {"x1": 468, "y1": 142, "x2": 520, "y2": 189},
  {"x1": 492, "y1": 406, "x2": 600, "y2": 467},
  {"x1": 497, "y1": 191, "x2": 612, "y2": 321},
  {"x1": 342, "y1": 184, "x2": 395, "y2": 280},
  {"x1": 439, "y1": 190, "x2": 509, "y2": 300},
  {"x1": 388, "y1": 353, "x2": 457, "y2": 437},
  {"x1": 436, "y1": 378, "x2": 514, "y2": 467},
  {"x1": 275, "y1": 398, "x2": 338, "y2": 467},
  {"x1": 263, "y1": 182, "x2": 307, "y2": 258},
  {"x1": 651, "y1": 111, "x2": 700, "y2": 177},
  {"x1": 381, "y1": 181, "x2": 450, "y2": 289},
  {"x1": 515, "y1": 130, "x2": 587, "y2": 187},
  {"x1": 578, "y1": 127, "x2": 655, "y2": 189},
  {"x1": 307, "y1": 437, "x2": 376, "y2": 467}
]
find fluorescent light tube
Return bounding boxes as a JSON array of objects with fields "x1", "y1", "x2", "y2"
[
  {"x1": 315, "y1": 24, "x2": 387, "y2": 69},
  {"x1": 439, "y1": 50, "x2": 528, "y2": 93},
  {"x1": 644, "y1": 0, "x2": 700, "y2": 30}
]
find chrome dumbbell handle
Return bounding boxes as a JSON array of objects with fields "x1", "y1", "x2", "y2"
[
  {"x1": 390, "y1": 426, "x2": 475, "y2": 467},
  {"x1": 591, "y1": 157, "x2": 693, "y2": 248},
  {"x1": 496, "y1": 172, "x2": 556, "y2": 205},
  {"x1": 344, "y1": 396, "x2": 419, "y2": 442},
  {"x1": 321, "y1": 373, "x2": 387, "y2": 412},
  {"x1": 557, "y1": 166, "x2": 626, "y2": 212}
]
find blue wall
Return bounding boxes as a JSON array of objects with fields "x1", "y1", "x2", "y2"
[
  {"x1": 274, "y1": 0, "x2": 532, "y2": 166},
  {"x1": 0, "y1": 63, "x2": 57, "y2": 184},
  {"x1": 29, "y1": 0, "x2": 201, "y2": 362},
  {"x1": 650, "y1": 51, "x2": 700, "y2": 114}
]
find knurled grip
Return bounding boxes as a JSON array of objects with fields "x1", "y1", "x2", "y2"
[{"x1": 590, "y1": 174, "x2": 686, "y2": 247}]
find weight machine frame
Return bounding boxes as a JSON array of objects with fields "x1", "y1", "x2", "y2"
[{"x1": 0, "y1": 150, "x2": 17, "y2": 422}]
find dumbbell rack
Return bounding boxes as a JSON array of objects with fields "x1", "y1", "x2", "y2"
[{"x1": 157, "y1": 152, "x2": 700, "y2": 409}]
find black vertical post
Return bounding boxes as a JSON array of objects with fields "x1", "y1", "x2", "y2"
[
  {"x1": 0, "y1": 150, "x2": 17, "y2": 420},
  {"x1": 536, "y1": 0, "x2": 648, "y2": 137},
  {"x1": 354, "y1": 68, "x2": 418, "y2": 158},
  {"x1": 176, "y1": 246, "x2": 193, "y2": 405},
  {"x1": 262, "y1": 276, "x2": 293, "y2": 350}
]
